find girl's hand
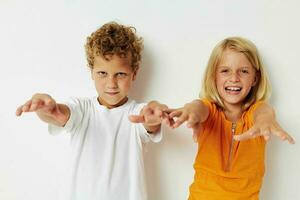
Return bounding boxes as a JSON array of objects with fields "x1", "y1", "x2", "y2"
[
  {"x1": 166, "y1": 100, "x2": 209, "y2": 142},
  {"x1": 129, "y1": 101, "x2": 169, "y2": 133},
  {"x1": 234, "y1": 105, "x2": 295, "y2": 144}
]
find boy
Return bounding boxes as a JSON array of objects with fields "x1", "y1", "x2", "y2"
[{"x1": 16, "y1": 22, "x2": 167, "y2": 200}]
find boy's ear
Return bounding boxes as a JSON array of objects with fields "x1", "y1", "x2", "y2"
[
  {"x1": 132, "y1": 66, "x2": 139, "y2": 81},
  {"x1": 91, "y1": 69, "x2": 95, "y2": 80}
]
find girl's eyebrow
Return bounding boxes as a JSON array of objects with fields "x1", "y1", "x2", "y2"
[
  {"x1": 217, "y1": 65, "x2": 229, "y2": 68},
  {"x1": 239, "y1": 66, "x2": 252, "y2": 70},
  {"x1": 217, "y1": 65, "x2": 251, "y2": 68}
]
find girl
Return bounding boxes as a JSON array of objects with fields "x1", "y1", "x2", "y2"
[{"x1": 168, "y1": 37, "x2": 295, "y2": 200}]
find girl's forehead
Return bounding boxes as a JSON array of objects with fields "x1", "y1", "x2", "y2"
[{"x1": 217, "y1": 49, "x2": 253, "y2": 67}]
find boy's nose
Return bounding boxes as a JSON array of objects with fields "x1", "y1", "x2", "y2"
[{"x1": 107, "y1": 77, "x2": 118, "y2": 88}]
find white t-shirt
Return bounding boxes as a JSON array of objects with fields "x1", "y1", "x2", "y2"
[{"x1": 49, "y1": 97, "x2": 162, "y2": 200}]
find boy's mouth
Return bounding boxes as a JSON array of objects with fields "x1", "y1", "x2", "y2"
[{"x1": 105, "y1": 91, "x2": 120, "y2": 96}]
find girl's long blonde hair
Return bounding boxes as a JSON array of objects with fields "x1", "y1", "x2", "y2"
[{"x1": 201, "y1": 37, "x2": 271, "y2": 110}]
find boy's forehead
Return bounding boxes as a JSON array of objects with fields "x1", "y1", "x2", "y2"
[{"x1": 93, "y1": 54, "x2": 133, "y2": 68}]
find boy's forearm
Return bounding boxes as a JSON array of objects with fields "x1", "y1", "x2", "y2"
[{"x1": 36, "y1": 104, "x2": 70, "y2": 127}]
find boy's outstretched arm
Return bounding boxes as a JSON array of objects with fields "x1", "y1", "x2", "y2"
[
  {"x1": 16, "y1": 93, "x2": 70, "y2": 127},
  {"x1": 234, "y1": 103, "x2": 295, "y2": 144},
  {"x1": 129, "y1": 101, "x2": 168, "y2": 134}
]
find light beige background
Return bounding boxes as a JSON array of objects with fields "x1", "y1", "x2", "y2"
[{"x1": 0, "y1": 0, "x2": 299, "y2": 199}]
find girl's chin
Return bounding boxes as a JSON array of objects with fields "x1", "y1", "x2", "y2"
[{"x1": 222, "y1": 97, "x2": 244, "y2": 106}]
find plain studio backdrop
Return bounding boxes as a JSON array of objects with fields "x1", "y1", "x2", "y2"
[{"x1": 0, "y1": 0, "x2": 299, "y2": 199}]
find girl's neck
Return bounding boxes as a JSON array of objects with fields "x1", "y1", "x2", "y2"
[{"x1": 223, "y1": 104, "x2": 243, "y2": 122}]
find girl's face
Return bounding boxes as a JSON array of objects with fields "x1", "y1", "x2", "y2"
[{"x1": 216, "y1": 49, "x2": 257, "y2": 110}]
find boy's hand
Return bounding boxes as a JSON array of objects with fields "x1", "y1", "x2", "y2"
[
  {"x1": 129, "y1": 101, "x2": 169, "y2": 133},
  {"x1": 234, "y1": 104, "x2": 295, "y2": 144},
  {"x1": 16, "y1": 93, "x2": 70, "y2": 127},
  {"x1": 16, "y1": 93, "x2": 57, "y2": 116},
  {"x1": 166, "y1": 100, "x2": 208, "y2": 142}
]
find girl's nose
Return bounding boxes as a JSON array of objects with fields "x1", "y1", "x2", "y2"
[{"x1": 229, "y1": 72, "x2": 240, "y2": 82}]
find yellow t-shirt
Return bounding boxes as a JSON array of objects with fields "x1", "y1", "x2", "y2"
[{"x1": 189, "y1": 100, "x2": 266, "y2": 200}]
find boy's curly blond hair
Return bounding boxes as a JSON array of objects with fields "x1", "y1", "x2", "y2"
[{"x1": 85, "y1": 22, "x2": 143, "y2": 70}]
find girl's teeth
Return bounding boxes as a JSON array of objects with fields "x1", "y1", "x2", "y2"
[{"x1": 226, "y1": 87, "x2": 241, "y2": 91}]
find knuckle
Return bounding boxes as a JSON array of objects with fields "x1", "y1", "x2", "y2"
[{"x1": 47, "y1": 99, "x2": 55, "y2": 105}]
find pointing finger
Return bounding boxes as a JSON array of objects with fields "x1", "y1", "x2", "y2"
[
  {"x1": 15, "y1": 105, "x2": 24, "y2": 116},
  {"x1": 169, "y1": 110, "x2": 182, "y2": 118}
]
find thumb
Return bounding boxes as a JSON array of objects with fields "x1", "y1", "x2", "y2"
[
  {"x1": 234, "y1": 127, "x2": 258, "y2": 141},
  {"x1": 192, "y1": 132, "x2": 198, "y2": 143},
  {"x1": 128, "y1": 115, "x2": 145, "y2": 123}
]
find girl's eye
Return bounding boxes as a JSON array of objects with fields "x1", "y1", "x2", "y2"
[
  {"x1": 220, "y1": 69, "x2": 229, "y2": 73},
  {"x1": 241, "y1": 69, "x2": 249, "y2": 74}
]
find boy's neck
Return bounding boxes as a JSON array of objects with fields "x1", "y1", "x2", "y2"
[{"x1": 97, "y1": 96, "x2": 129, "y2": 109}]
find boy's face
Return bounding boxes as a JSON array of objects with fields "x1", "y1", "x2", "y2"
[{"x1": 91, "y1": 54, "x2": 138, "y2": 109}]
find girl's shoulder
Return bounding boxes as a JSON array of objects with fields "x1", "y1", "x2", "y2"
[
  {"x1": 200, "y1": 99, "x2": 221, "y2": 121},
  {"x1": 242, "y1": 100, "x2": 266, "y2": 123},
  {"x1": 246, "y1": 100, "x2": 266, "y2": 114},
  {"x1": 201, "y1": 99, "x2": 219, "y2": 112}
]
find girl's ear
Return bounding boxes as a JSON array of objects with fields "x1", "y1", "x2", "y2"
[
  {"x1": 132, "y1": 66, "x2": 139, "y2": 81},
  {"x1": 252, "y1": 71, "x2": 259, "y2": 86}
]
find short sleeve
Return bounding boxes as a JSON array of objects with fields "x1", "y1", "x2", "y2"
[
  {"x1": 48, "y1": 98, "x2": 84, "y2": 135},
  {"x1": 201, "y1": 99, "x2": 218, "y2": 124}
]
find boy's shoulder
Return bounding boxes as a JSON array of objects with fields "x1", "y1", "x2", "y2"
[
  {"x1": 65, "y1": 96, "x2": 96, "y2": 107},
  {"x1": 124, "y1": 99, "x2": 146, "y2": 115}
]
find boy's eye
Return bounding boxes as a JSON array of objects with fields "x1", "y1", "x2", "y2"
[
  {"x1": 97, "y1": 71, "x2": 107, "y2": 77},
  {"x1": 116, "y1": 72, "x2": 127, "y2": 78}
]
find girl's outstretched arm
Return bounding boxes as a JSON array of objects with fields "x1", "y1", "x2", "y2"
[
  {"x1": 166, "y1": 99, "x2": 209, "y2": 141},
  {"x1": 234, "y1": 103, "x2": 295, "y2": 144}
]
